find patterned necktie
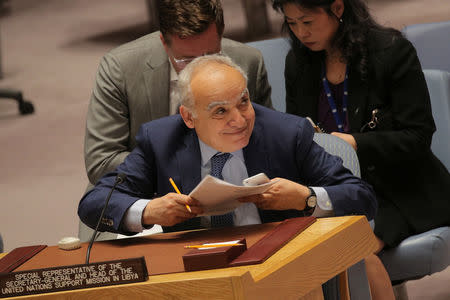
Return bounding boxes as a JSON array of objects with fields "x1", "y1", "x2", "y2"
[{"x1": 210, "y1": 153, "x2": 234, "y2": 227}]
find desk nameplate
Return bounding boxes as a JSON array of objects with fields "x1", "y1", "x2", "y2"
[{"x1": 0, "y1": 257, "x2": 147, "y2": 298}]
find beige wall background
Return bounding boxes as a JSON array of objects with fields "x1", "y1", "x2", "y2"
[{"x1": 0, "y1": 0, "x2": 449, "y2": 298}]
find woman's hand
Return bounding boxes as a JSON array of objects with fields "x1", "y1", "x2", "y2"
[{"x1": 331, "y1": 132, "x2": 357, "y2": 150}]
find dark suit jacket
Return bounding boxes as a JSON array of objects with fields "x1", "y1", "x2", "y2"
[
  {"x1": 285, "y1": 29, "x2": 450, "y2": 246},
  {"x1": 78, "y1": 104, "x2": 377, "y2": 234}
]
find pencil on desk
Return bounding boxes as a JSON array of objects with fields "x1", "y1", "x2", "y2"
[
  {"x1": 184, "y1": 243, "x2": 244, "y2": 249},
  {"x1": 169, "y1": 177, "x2": 192, "y2": 213}
]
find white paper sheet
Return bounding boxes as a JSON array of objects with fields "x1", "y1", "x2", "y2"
[{"x1": 189, "y1": 175, "x2": 276, "y2": 216}]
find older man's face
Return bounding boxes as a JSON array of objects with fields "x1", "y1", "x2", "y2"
[{"x1": 181, "y1": 62, "x2": 255, "y2": 153}]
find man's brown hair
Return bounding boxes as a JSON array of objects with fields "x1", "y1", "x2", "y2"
[{"x1": 158, "y1": 0, "x2": 224, "y2": 43}]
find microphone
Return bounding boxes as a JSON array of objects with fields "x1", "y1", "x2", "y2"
[{"x1": 85, "y1": 173, "x2": 127, "y2": 264}]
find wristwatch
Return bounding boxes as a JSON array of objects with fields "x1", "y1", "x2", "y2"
[{"x1": 305, "y1": 187, "x2": 317, "y2": 210}]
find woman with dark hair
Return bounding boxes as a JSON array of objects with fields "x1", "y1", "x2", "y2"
[{"x1": 271, "y1": 0, "x2": 450, "y2": 298}]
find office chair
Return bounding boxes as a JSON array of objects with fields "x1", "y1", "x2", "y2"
[
  {"x1": 0, "y1": 88, "x2": 34, "y2": 114},
  {"x1": 425, "y1": 69, "x2": 450, "y2": 170},
  {"x1": 374, "y1": 22, "x2": 449, "y2": 298},
  {"x1": 378, "y1": 69, "x2": 450, "y2": 300},
  {"x1": 246, "y1": 38, "x2": 290, "y2": 112},
  {"x1": 402, "y1": 21, "x2": 450, "y2": 73},
  {"x1": 313, "y1": 133, "x2": 371, "y2": 300},
  {"x1": 313, "y1": 133, "x2": 361, "y2": 177}
]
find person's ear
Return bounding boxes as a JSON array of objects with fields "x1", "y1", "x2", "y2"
[
  {"x1": 331, "y1": 0, "x2": 344, "y2": 19},
  {"x1": 160, "y1": 33, "x2": 170, "y2": 54},
  {"x1": 180, "y1": 105, "x2": 195, "y2": 129}
]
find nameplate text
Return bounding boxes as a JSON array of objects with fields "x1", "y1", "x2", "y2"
[{"x1": 0, "y1": 257, "x2": 148, "y2": 298}]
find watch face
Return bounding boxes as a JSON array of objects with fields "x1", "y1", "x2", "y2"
[{"x1": 307, "y1": 196, "x2": 317, "y2": 208}]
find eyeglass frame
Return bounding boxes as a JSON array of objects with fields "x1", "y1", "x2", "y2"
[{"x1": 169, "y1": 50, "x2": 223, "y2": 70}]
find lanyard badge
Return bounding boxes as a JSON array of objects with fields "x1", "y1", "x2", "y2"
[{"x1": 321, "y1": 65, "x2": 349, "y2": 133}]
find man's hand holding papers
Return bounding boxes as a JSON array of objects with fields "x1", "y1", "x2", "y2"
[
  {"x1": 239, "y1": 178, "x2": 310, "y2": 211},
  {"x1": 189, "y1": 173, "x2": 277, "y2": 216}
]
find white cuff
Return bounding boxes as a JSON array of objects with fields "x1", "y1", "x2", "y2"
[
  {"x1": 311, "y1": 187, "x2": 335, "y2": 217},
  {"x1": 123, "y1": 199, "x2": 150, "y2": 232}
]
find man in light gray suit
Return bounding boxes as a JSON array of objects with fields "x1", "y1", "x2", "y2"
[{"x1": 81, "y1": 0, "x2": 272, "y2": 241}]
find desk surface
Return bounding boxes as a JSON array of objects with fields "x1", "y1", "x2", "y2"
[{"x1": 3, "y1": 216, "x2": 377, "y2": 300}]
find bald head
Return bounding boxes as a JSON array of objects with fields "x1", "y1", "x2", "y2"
[
  {"x1": 174, "y1": 54, "x2": 248, "y2": 115},
  {"x1": 177, "y1": 55, "x2": 255, "y2": 153}
]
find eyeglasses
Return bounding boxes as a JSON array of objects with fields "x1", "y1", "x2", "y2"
[{"x1": 170, "y1": 50, "x2": 223, "y2": 70}]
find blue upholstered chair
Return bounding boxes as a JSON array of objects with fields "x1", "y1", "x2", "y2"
[
  {"x1": 246, "y1": 38, "x2": 290, "y2": 112},
  {"x1": 402, "y1": 21, "x2": 450, "y2": 72},
  {"x1": 388, "y1": 20, "x2": 450, "y2": 299},
  {"x1": 313, "y1": 133, "x2": 361, "y2": 177},
  {"x1": 313, "y1": 133, "x2": 371, "y2": 300},
  {"x1": 378, "y1": 69, "x2": 450, "y2": 299},
  {"x1": 425, "y1": 69, "x2": 450, "y2": 171}
]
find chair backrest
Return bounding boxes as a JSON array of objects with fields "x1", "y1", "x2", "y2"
[
  {"x1": 313, "y1": 133, "x2": 361, "y2": 178},
  {"x1": 0, "y1": 233, "x2": 3, "y2": 253},
  {"x1": 402, "y1": 21, "x2": 450, "y2": 72},
  {"x1": 312, "y1": 133, "x2": 370, "y2": 298},
  {"x1": 423, "y1": 69, "x2": 450, "y2": 171},
  {"x1": 246, "y1": 38, "x2": 291, "y2": 112}
]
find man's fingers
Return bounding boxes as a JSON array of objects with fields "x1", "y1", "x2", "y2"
[
  {"x1": 174, "y1": 195, "x2": 203, "y2": 215},
  {"x1": 238, "y1": 194, "x2": 260, "y2": 203},
  {"x1": 254, "y1": 194, "x2": 272, "y2": 209},
  {"x1": 187, "y1": 197, "x2": 202, "y2": 206}
]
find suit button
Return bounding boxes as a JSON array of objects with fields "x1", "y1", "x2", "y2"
[
  {"x1": 354, "y1": 108, "x2": 359, "y2": 115},
  {"x1": 367, "y1": 165, "x2": 375, "y2": 172}
]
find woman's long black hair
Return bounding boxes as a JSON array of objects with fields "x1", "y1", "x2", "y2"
[{"x1": 272, "y1": 0, "x2": 401, "y2": 79}]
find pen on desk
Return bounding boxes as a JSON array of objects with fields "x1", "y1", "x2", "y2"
[
  {"x1": 169, "y1": 177, "x2": 192, "y2": 213},
  {"x1": 184, "y1": 243, "x2": 244, "y2": 249}
]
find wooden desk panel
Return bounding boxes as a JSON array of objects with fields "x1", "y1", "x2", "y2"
[
  {"x1": 15, "y1": 222, "x2": 281, "y2": 276},
  {"x1": 7, "y1": 216, "x2": 377, "y2": 299}
]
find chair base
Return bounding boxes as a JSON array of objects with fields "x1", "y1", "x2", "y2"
[{"x1": 0, "y1": 88, "x2": 34, "y2": 115}]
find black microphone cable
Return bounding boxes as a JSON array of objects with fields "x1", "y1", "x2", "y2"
[{"x1": 85, "y1": 173, "x2": 127, "y2": 264}]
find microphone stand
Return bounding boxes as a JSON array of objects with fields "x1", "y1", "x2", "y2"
[{"x1": 85, "y1": 173, "x2": 126, "y2": 264}]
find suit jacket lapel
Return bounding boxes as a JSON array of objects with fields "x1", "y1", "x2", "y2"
[
  {"x1": 144, "y1": 48, "x2": 170, "y2": 120},
  {"x1": 296, "y1": 60, "x2": 321, "y2": 121},
  {"x1": 243, "y1": 117, "x2": 269, "y2": 177},
  {"x1": 176, "y1": 129, "x2": 202, "y2": 194},
  {"x1": 347, "y1": 65, "x2": 369, "y2": 130}
]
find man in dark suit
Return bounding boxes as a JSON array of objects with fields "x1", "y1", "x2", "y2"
[
  {"x1": 78, "y1": 54, "x2": 376, "y2": 235},
  {"x1": 80, "y1": 0, "x2": 273, "y2": 241}
]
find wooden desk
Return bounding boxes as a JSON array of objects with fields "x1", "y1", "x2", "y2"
[{"x1": 4, "y1": 216, "x2": 377, "y2": 299}]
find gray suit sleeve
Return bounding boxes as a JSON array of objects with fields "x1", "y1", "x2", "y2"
[
  {"x1": 84, "y1": 53, "x2": 130, "y2": 184},
  {"x1": 252, "y1": 53, "x2": 273, "y2": 109}
]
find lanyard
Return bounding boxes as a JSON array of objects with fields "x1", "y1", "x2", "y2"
[{"x1": 321, "y1": 65, "x2": 349, "y2": 133}]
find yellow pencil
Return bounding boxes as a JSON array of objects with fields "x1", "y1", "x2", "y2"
[
  {"x1": 169, "y1": 177, "x2": 192, "y2": 213},
  {"x1": 184, "y1": 243, "x2": 244, "y2": 249}
]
